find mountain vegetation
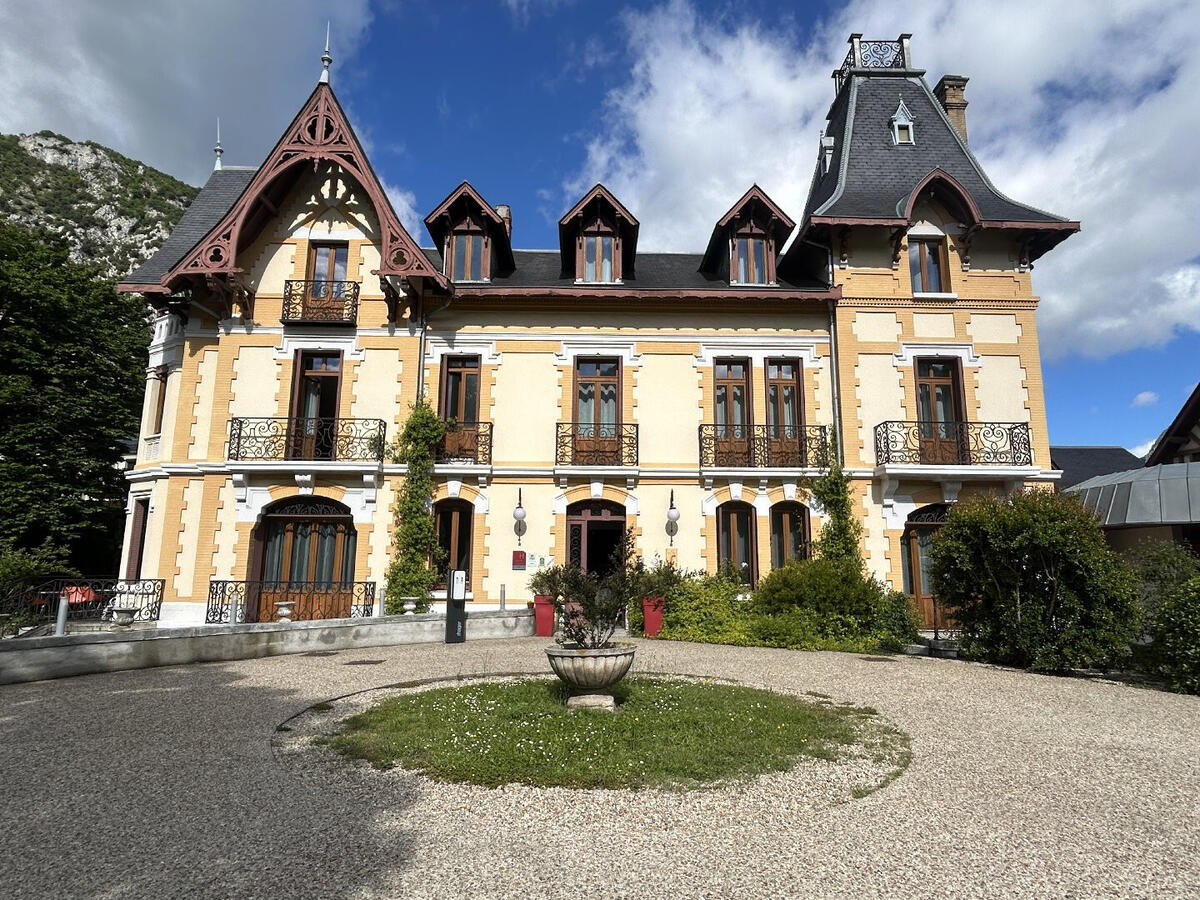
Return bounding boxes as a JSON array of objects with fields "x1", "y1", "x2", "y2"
[{"x1": 0, "y1": 131, "x2": 197, "y2": 279}]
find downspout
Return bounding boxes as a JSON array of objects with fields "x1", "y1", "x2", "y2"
[{"x1": 802, "y1": 236, "x2": 843, "y2": 466}]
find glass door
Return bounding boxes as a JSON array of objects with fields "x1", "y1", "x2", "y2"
[
  {"x1": 575, "y1": 359, "x2": 619, "y2": 464},
  {"x1": 715, "y1": 359, "x2": 750, "y2": 465},
  {"x1": 440, "y1": 356, "x2": 481, "y2": 460},
  {"x1": 915, "y1": 358, "x2": 964, "y2": 464},
  {"x1": 289, "y1": 352, "x2": 341, "y2": 460},
  {"x1": 306, "y1": 243, "x2": 349, "y2": 315},
  {"x1": 765, "y1": 359, "x2": 802, "y2": 466}
]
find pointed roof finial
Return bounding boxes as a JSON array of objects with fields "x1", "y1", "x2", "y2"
[
  {"x1": 213, "y1": 118, "x2": 223, "y2": 171},
  {"x1": 319, "y1": 22, "x2": 332, "y2": 84}
]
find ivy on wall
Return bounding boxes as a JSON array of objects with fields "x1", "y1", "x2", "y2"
[
  {"x1": 384, "y1": 398, "x2": 446, "y2": 614},
  {"x1": 805, "y1": 435, "x2": 865, "y2": 570}
]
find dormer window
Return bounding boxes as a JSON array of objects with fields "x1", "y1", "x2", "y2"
[
  {"x1": 891, "y1": 98, "x2": 915, "y2": 145},
  {"x1": 733, "y1": 236, "x2": 769, "y2": 285},
  {"x1": 583, "y1": 232, "x2": 615, "y2": 283},
  {"x1": 450, "y1": 231, "x2": 486, "y2": 282}
]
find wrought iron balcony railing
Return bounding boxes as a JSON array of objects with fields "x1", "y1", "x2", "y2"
[
  {"x1": 435, "y1": 421, "x2": 492, "y2": 465},
  {"x1": 281, "y1": 280, "x2": 360, "y2": 325},
  {"x1": 1, "y1": 577, "x2": 164, "y2": 637},
  {"x1": 555, "y1": 422, "x2": 638, "y2": 466},
  {"x1": 699, "y1": 424, "x2": 829, "y2": 468},
  {"x1": 206, "y1": 580, "x2": 376, "y2": 624},
  {"x1": 874, "y1": 421, "x2": 1033, "y2": 466},
  {"x1": 228, "y1": 417, "x2": 386, "y2": 462}
]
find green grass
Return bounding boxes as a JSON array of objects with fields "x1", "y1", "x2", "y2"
[{"x1": 329, "y1": 677, "x2": 908, "y2": 790}]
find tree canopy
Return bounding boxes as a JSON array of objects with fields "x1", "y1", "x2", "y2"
[{"x1": 0, "y1": 221, "x2": 147, "y2": 572}]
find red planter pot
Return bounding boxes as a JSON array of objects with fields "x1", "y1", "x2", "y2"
[
  {"x1": 642, "y1": 595, "x2": 665, "y2": 637},
  {"x1": 533, "y1": 595, "x2": 556, "y2": 637}
]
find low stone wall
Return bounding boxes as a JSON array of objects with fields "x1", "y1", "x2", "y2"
[{"x1": 0, "y1": 610, "x2": 535, "y2": 685}]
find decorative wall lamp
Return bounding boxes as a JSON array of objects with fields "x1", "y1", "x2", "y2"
[
  {"x1": 666, "y1": 490, "x2": 680, "y2": 545},
  {"x1": 513, "y1": 489, "x2": 527, "y2": 545}
]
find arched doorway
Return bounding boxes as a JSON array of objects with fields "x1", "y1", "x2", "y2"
[
  {"x1": 566, "y1": 500, "x2": 626, "y2": 576},
  {"x1": 250, "y1": 496, "x2": 359, "y2": 622},
  {"x1": 901, "y1": 503, "x2": 951, "y2": 629}
]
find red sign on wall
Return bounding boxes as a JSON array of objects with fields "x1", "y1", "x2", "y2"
[{"x1": 512, "y1": 550, "x2": 527, "y2": 571}]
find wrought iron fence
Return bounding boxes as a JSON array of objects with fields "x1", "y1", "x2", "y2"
[
  {"x1": 699, "y1": 424, "x2": 829, "y2": 468},
  {"x1": 0, "y1": 577, "x2": 164, "y2": 637},
  {"x1": 206, "y1": 580, "x2": 376, "y2": 624},
  {"x1": 435, "y1": 421, "x2": 493, "y2": 465},
  {"x1": 874, "y1": 421, "x2": 1033, "y2": 466},
  {"x1": 835, "y1": 36, "x2": 909, "y2": 90},
  {"x1": 228, "y1": 417, "x2": 386, "y2": 462},
  {"x1": 555, "y1": 422, "x2": 638, "y2": 466},
  {"x1": 281, "y1": 279, "x2": 360, "y2": 324}
]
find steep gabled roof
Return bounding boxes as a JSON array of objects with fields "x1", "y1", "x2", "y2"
[
  {"x1": 800, "y1": 67, "x2": 1079, "y2": 261},
  {"x1": 557, "y1": 184, "x2": 639, "y2": 277},
  {"x1": 700, "y1": 185, "x2": 795, "y2": 273},
  {"x1": 1146, "y1": 381, "x2": 1200, "y2": 466},
  {"x1": 118, "y1": 82, "x2": 447, "y2": 295},
  {"x1": 423, "y1": 181, "x2": 515, "y2": 274}
]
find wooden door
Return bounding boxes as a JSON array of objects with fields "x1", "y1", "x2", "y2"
[
  {"x1": 765, "y1": 359, "x2": 803, "y2": 466},
  {"x1": 718, "y1": 502, "x2": 757, "y2": 586},
  {"x1": 289, "y1": 352, "x2": 341, "y2": 460},
  {"x1": 566, "y1": 501, "x2": 626, "y2": 575},
  {"x1": 915, "y1": 358, "x2": 965, "y2": 464},
  {"x1": 440, "y1": 356, "x2": 481, "y2": 460},
  {"x1": 257, "y1": 513, "x2": 356, "y2": 621},
  {"x1": 575, "y1": 359, "x2": 620, "y2": 464},
  {"x1": 714, "y1": 359, "x2": 751, "y2": 465}
]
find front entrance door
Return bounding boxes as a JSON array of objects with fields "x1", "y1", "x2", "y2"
[
  {"x1": 902, "y1": 504, "x2": 953, "y2": 630},
  {"x1": 254, "y1": 498, "x2": 358, "y2": 622},
  {"x1": 915, "y1": 358, "x2": 965, "y2": 465},
  {"x1": 566, "y1": 500, "x2": 626, "y2": 576}
]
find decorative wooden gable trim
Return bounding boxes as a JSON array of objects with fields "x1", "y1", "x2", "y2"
[
  {"x1": 701, "y1": 184, "x2": 795, "y2": 278},
  {"x1": 558, "y1": 184, "x2": 639, "y2": 280},
  {"x1": 160, "y1": 83, "x2": 449, "y2": 307},
  {"x1": 424, "y1": 181, "x2": 515, "y2": 279}
]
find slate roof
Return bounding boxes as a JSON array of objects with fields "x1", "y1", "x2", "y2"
[
  {"x1": 1146, "y1": 381, "x2": 1200, "y2": 465},
  {"x1": 421, "y1": 248, "x2": 827, "y2": 292},
  {"x1": 1050, "y1": 446, "x2": 1144, "y2": 490},
  {"x1": 803, "y1": 72, "x2": 1070, "y2": 226},
  {"x1": 122, "y1": 167, "x2": 258, "y2": 285}
]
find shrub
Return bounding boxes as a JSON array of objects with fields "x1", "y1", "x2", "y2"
[
  {"x1": 1155, "y1": 576, "x2": 1200, "y2": 694},
  {"x1": 659, "y1": 572, "x2": 753, "y2": 646},
  {"x1": 930, "y1": 490, "x2": 1141, "y2": 672},
  {"x1": 1133, "y1": 540, "x2": 1200, "y2": 631},
  {"x1": 805, "y1": 435, "x2": 864, "y2": 568}
]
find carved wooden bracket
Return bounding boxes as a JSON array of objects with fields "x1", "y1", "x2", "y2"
[
  {"x1": 958, "y1": 224, "x2": 980, "y2": 271},
  {"x1": 889, "y1": 227, "x2": 906, "y2": 270},
  {"x1": 838, "y1": 226, "x2": 850, "y2": 268}
]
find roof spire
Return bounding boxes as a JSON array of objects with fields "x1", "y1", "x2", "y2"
[
  {"x1": 319, "y1": 22, "x2": 332, "y2": 84},
  {"x1": 213, "y1": 118, "x2": 223, "y2": 171}
]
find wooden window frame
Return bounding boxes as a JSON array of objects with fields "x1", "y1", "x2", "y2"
[
  {"x1": 149, "y1": 366, "x2": 169, "y2": 435},
  {"x1": 717, "y1": 501, "x2": 758, "y2": 587},
  {"x1": 125, "y1": 496, "x2": 150, "y2": 581},
  {"x1": 908, "y1": 238, "x2": 947, "y2": 293},
  {"x1": 573, "y1": 357, "x2": 623, "y2": 425},
  {"x1": 434, "y1": 500, "x2": 474, "y2": 584},
  {"x1": 764, "y1": 358, "x2": 804, "y2": 429},
  {"x1": 730, "y1": 229, "x2": 774, "y2": 285},
  {"x1": 305, "y1": 242, "x2": 350, "y2": 286},
  {"x1": 289, "y1": 350, "x2": 344, "y2": 420},
  {"x1": 575, "y1": 217, "x2": 621, "y2": 283},
  {"x1": 914, "y1": 356, "x2": 967, "y2": 424},
  {"x1": 714, "y1": 357, "x2": 752, "y2": 426},
  {"x1": 447, "y1": 224, "x2": 490, "y2": 282},
  {"x1": 257, "y1": 507, "x2": 357, "y2": 587},
  {"x1": 438, "y1": 355, "x2": 482, "y2": 423},
  {"x1": 770, "y1": 502, "x2": 811, "y2": 569}
]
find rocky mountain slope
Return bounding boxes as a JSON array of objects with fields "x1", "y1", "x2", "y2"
[{"x1": 0, "y1": 132, "x2": 198, "y2": 279}]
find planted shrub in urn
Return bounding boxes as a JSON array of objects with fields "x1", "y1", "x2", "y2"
[{"x1": 530, "y1": 532, "x2": 641, "y2": 694}]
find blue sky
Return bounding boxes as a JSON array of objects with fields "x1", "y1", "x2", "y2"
[{"x1": 2, "y1": 0, "x2": 1199, "y2": 455}]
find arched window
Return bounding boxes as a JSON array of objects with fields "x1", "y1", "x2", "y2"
[
  {"x1": 258, "y1": 497, "x2": 357, "y2": 588},
  {"x1": 770, "y1": 502, "x2": 811, "y2": 569},
  {"x1": 901, "y1": 503, "x2": 951, "y2": 629},
  {"x1": 717, "y1": 501, "x2": 757, "y2": 586},
  {"x1": 434, "y1": 499, "x2": 474, "y2": 584}
]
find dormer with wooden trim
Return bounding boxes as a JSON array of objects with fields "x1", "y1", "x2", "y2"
[
  {"x1": 558, "y1": 185, "x2": 639, "y2": 284},
  {"x1": 424, "y1": 182, "x2": 515, "y2": 283},
  {"x1": 700, "y1": 185, "x2": 795, "y2": 286}
]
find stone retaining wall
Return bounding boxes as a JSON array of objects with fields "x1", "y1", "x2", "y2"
[{"x1": 0, "y1": 610, "x2": 535, "y2": 685}]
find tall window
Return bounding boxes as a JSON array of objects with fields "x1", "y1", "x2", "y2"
[
  {"x1": 259, "y1": 499, "x2": 357, "y2": 589},
  {"x1": 450, "y1": 232, "x2": 485, "y2": 281},
  {"x1": 915, "y1": 357, "x2": 964, "y2": 464},
  {"x1": 717, "y1": 501, "x2": 757, "y2": 586},
  {"x1": 714, "y1": 358, "x2": 751, "y2": 466},
  {"x1": 289, "y1": 352, "x2": 341, "y2": 460},
  {"x1": 435, "y1": 500, "x2": 473, "y2": 583},
  {"x1": 908, "y1": 239, "x2": 945, "y2": 293},
  {"x1": 576, "y1": 359, "x2": 620, "y2": 435},
  {"x1": 733, "y1": 236, "x2": 769, "y2": 285},
  {"x1": 149, "y1": 367, "x2": 168, "y2": 435},
  {"x1": 765, "y1": 358, "x2": 801, "y2": 435},
  {"x1": 770, "y1": 502, "x2": 810, "y2": 569},
  {"x1": 125, "y1": 496, "x2": 150, "y2": 580},
  {"x1": 307, "y1": 243, "x2": 349, "y2": 297},
  {"x1": 440, "y1": 356, "x2": 480, "y2": 424},
  {"x1": 583, "y1": 233, "x2": 615, "y2": 282}
]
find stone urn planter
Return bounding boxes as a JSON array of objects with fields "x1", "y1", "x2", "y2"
[
  {"x1": 110, "y1": 607, "x2": 138, "y2": 630},
  {"x1": 274, "y1": 600, "x2": 297, "y2": 623},
  {"x1": 545, "y1": 643, "x2": 636, "y2": 693}
]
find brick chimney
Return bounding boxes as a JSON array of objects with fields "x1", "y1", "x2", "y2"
[
  {"x1": 934, "y1": 74, "x2": 969, "y2": 144},
  {"x1": 495, "y1": 204, "x2": 512, "y2": 237}
]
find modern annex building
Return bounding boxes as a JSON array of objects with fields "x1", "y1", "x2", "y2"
[{"x1": 116, "y1": 35, "x2": 1078, "y2": 627}]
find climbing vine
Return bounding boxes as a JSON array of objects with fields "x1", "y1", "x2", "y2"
[
  {"x1": 385, "y1": 397, "x2": 446, "y2": 614},
  {"x1": 804, "y1": 434, "x2": 864, "y2": 570}
]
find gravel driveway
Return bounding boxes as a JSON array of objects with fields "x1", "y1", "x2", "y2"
[{"x1": 1, "y1": 637, "x2": 1196, "y2": 899}]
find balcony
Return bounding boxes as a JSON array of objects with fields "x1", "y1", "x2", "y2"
[
  {"x1": 435, "y1": 421, "x2": 492, "y2": 465},
  {"x1": 206, "y1": 580, "x2": 376, "y2": 624},
  {"x1": 699, "y1": 424, "x2": 829, "y2": 469},
  {"x1": 281, "y1": 280, "x2": 360, "y2": 325},
  {"x1": 874, "y1": 421, "x2": 1033, "y2": 466},
  {"x1": 228, "y1": 417, "x2": 386, "y2": 462},
  {"x1": 555, "y1": 422, "x2": 638, "y2": 466}
]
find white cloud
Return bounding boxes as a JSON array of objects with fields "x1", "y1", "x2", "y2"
[
  {"x1": 1131, "y1": 391, "x2": 1160, "y2": 408},
  {"x1": 1129, "y1": 439, "x2": 1157, "y2": 458},
  {"x1": 380, "y1": 179, "x2": 424, "y2": 242},
  {"x1": 564, "y1": 0, "x2": 1200, "y2": 360},
  {"x1": 0, "y1": 0, "x2": 373, "y2": 187},
  {"x1": 503, "y1": 0, "x2": 574, "y2": 27}
]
